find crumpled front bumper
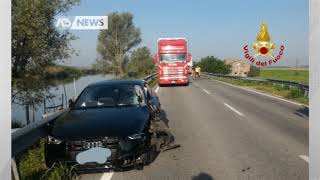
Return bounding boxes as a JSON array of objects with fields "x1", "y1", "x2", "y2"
[{"x1": 44, "y1": 139, "x2": 150, "y2": 171}]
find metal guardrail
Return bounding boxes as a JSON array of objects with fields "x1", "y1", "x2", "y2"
[
  {"x1": 143, "y1": 72, "x2": 158, "y2": 82},
  {"x1": 12, "y1": 108, "x2": 68, "y2": 157},
  {"x1": 11, "y1": 108, "x2": 68, "y2": 180},
  {"x1": 11, "y1": 73, "x2": 158, "y2": 180},
  {"x1": 203, "y1": 72, "x2": 309, "y2": 96}
]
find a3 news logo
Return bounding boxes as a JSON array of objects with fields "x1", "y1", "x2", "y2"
[{"x1": 55, "y1": 16, "x2": 108, "y2": 30}]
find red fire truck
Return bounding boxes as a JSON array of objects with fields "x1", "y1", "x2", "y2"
[{"x1": 154, "y1": 38, "x2": 192, "y2": 86}]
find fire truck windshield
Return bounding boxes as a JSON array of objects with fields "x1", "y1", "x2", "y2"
[{"x1": 160, "y1": 53, "x2": 186, "y2": 62}]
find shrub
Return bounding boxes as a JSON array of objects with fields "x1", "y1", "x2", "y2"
[
  {"x1": 197, "y1": 56, "x2": 231, "y2": 74},
  {"x1": 127, "y1": 47, "x2": 156, "y2": 78},
  {"x1": 248, "y1": 65, "x2": 260, "y2": 77}
]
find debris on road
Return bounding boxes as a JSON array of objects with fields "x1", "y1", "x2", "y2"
[{"x1": 149, "y1": 112, "x2": 181, "y2": 152}]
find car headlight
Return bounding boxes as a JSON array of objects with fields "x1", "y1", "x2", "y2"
[
  {"x1": 48, "y1": 135, "x2": 63, "y2": 144},
  {"x1": 128, "y1": 133, "x2": 145, "y2": 140}
]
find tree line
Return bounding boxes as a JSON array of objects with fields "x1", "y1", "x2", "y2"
[{"x1": 194, "y1": 56, "x2": 260, "y2": 77}]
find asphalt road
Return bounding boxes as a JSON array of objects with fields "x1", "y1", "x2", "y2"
[{"x1": 80, "y1": 76, "x2": 309, "y2": 180}]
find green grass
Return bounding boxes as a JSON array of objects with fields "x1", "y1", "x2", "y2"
[
  {"x1": 213, "y1": 77, "x2": 308, "y2": 105},
  {"x1": 17, "y1": 139, "x2": 78, "y2": 180},
  {"x1": 42, "y1": 162, "x2": 78, "y2": 180},
  {"x1": 258, "y1": 69, "x2": 309, "y2": 84},
  {"x1": 18, "y1": 139, "x2": 47, "y2": 180}
]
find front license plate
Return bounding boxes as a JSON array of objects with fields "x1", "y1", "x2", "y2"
[
  {"x1": 76, "y1": 147, "x2": 111, "y2": 165},
  {"x1": 171, "y1": 80, "x2": 176, "y2": 83}
]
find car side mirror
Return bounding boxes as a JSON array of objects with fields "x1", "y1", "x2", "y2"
[{"x1": 68, "y1": 99, "x2": 74, "y2": 108}]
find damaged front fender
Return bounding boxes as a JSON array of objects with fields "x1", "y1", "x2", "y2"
[{"x1": 149, "y1": 115, "x2": 180, "y2": 152}]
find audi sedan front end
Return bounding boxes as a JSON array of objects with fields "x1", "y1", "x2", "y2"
[{"x1": 45, "y1": 80, "x2": 160, "y2": 171}]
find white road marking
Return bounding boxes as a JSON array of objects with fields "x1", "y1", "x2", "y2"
[
  {"x1": 299, "y1": 155, "x2": 309, "y2": 163},
  {"x1": 79, "y1": 172, "x2": 114, "y2": 180},
  {"x1": 202, "y1": 89, "x2": 211, "y2": 95},
  {"x1": 155, "y1": 86, "x2": 159, "y2": 93},
  {"x1": 100, "y1": 172, "x2": 114, "y2": 180},
  {"x1": 213, "y1": 79, "x2": 307, "y2": 107},
  {"x1": 223, "y1": 103, "x2": 244, "y2": 116}
]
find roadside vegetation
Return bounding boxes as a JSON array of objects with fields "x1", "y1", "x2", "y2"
[
  {"x1": 94, "y1": 12, "x2": 156, "y2": 79},
  {"x1": 12, "y1": 0, "x2": 80, "y2": 79},
  {"x1": 194, "y1": 56, "x2": 231, "y2": 74},
  {"x1": 12, "y1": 0, "x2": 82, "y2": 179},
  {"x1": 11, "y1": 0, "x2": 81, "y2": 124},
  {"x1": 44, "y1": 65, "x2": 100, "y2": 80},
  {"x1": 212, "y1": 77, "x2": 308, "y2": 105},
  {"x1": 248, "y1": 65, "x2": 261, "y2": 77},
  {"x1": 195, "y1": 58, "x2": 308, "y2": 104},
  {"x1": 257, "y1": 68, "x2": 309, "y2": 84},
  {"x1": 126, "y1": 47, "x2": 156, "y2": 78},
  {"x1": 17, "y1": 139, "x2": 78, "y2": 180}
]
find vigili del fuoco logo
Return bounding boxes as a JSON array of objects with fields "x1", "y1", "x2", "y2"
[{"x1": 243, "y1": 21, "x2": 285, "y2": 67}]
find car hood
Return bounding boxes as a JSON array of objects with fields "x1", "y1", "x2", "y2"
[{"x1": 50, "y1": 106, "x2": 149, "y2": 141}]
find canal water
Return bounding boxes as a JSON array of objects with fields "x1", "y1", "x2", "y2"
[{"x1": 12, "y1": 74, "x2": 114, "y2": 125}]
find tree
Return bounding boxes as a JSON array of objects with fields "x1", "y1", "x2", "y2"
[
  {"x1": 12, "y1": 0, "x2": 79, "y2": 78},
  {"x1": 97, "y1": 12, "x2": 142, "y2": 77},
  {"x1": 11, "y1": 0, "x2": 79, "y2": 121},
  {"x1": 127, "y1": 47, "x2": 155, "y2": 77},
  {"x1": 247, "y1": 65, "x2": 261, "y2": 77},
  {"x1": 197, "y1": 56, "x2": 231, "y2": 74}
]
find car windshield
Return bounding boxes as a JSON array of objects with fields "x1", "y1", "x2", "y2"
[
  {"x1": 160, "y1": 53, "x2": 186, "y2": 62},
  {"x1": 74, "y1": 85, "x2": 143, "y2": 109}
]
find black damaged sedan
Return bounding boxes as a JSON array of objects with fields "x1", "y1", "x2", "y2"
[{"x1": 45, "y1": 80, "x2": 163, "y2": 171}]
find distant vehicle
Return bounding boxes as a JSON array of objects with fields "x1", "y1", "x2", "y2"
[
  {"x1": 45, "y1": 80, "x2": 162, "y2": 171},
  {"x1": 154, "y1": 38, "x2": 192, "y2": 86}
]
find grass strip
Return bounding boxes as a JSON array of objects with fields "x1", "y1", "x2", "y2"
[{"x1": 212, "y1": 77, "x2": 308, "y2": 105}]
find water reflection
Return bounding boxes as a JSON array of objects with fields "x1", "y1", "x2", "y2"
[{"x1": 12, "y1": 74, "x2": 113, "y2": 125}]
